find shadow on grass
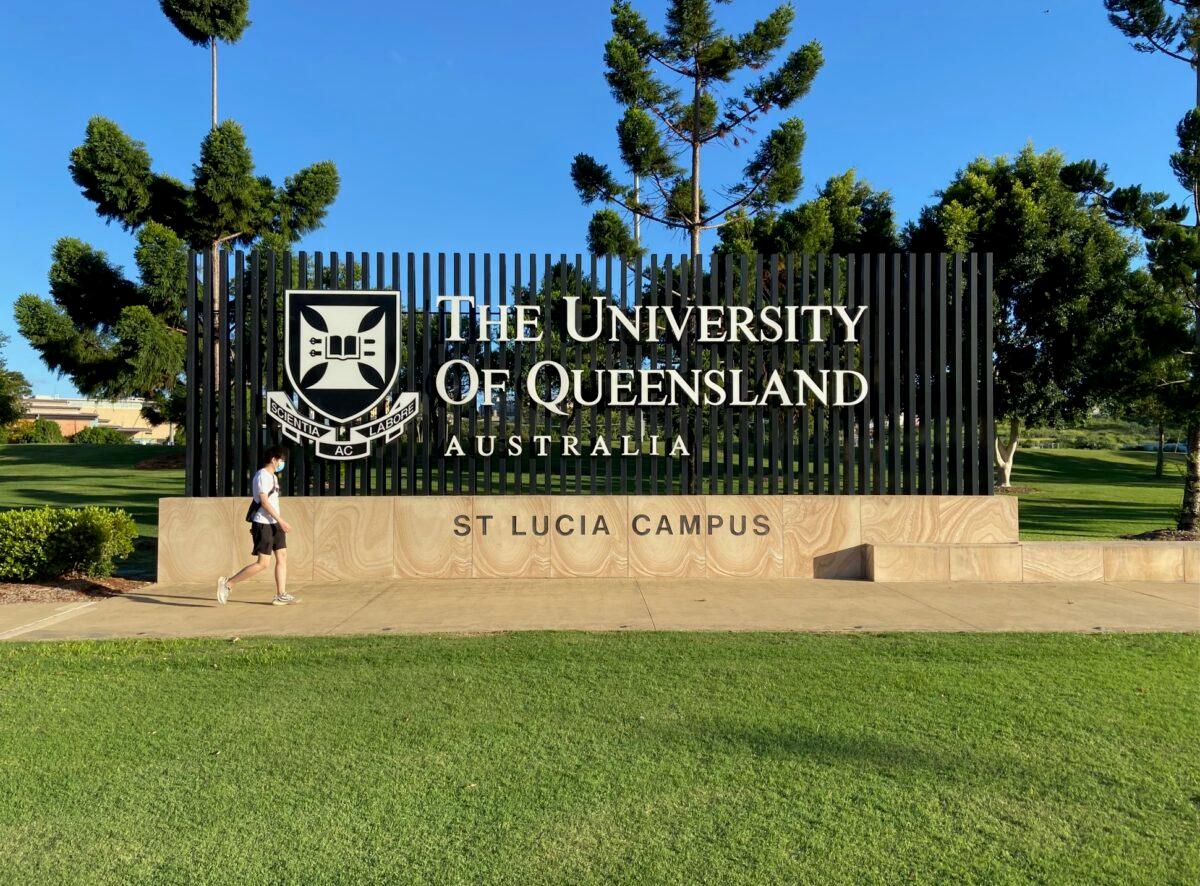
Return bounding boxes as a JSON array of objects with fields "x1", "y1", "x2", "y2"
[
  {"x1": 655, "y1": 719, "x2": 1025, "y2": 787},
  {"x1": 1018, "y1": 498, "x2": 1177, "y2": 536},
  {"x1": 1016, "y1": 451, "x2": 1183, "y2": 489}
]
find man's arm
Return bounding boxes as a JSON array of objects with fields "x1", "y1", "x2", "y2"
[{"x1": 256, "y1": 478, "x2": 291, "y2": 532}]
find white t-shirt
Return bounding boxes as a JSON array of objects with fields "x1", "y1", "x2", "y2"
[{"x1": 251, "y1": 468, "x2": 280, "y2": 524}]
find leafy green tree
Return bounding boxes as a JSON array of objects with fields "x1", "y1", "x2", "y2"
[
  {"x1": 1102, "y1": 0, "x2": 1200, "y2": 529},
  {"x1": 717, "y1": 169, "x2": 899, "y2": 255},
  {"x1": 572, "y1": 0, "x2": 823, "y2": 257},
  {"x1": 16, "y1": 118, "x2": 337, "y2": 418},
  {"x1": 0, "y1": 333, "x2": 32, "y2": 428},
  {"x1": 16, "y1": 0, "x2": 337, "y2": 430},
  {"x1": 906, "y1": 146, "x2": 1142, "y2": 487}
]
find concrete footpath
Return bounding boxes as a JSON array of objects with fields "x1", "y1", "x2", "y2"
[{"x1": 0, "y1": 578, "x2": 1197, "y2": 641}]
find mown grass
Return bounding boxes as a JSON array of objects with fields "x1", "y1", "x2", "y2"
[
  {"x1": 1013, "y1": 449, "x2": 1185, "y2": 540},
  {"x1": 0, "y1": 633, "x2": 1196, "y2": 883},
  {"x1": 0, "y1": 444, "x2": 182, "y2": 577}
]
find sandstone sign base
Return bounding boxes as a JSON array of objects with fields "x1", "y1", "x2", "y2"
[{"x1": 158, "y1": 494, "x2": 1196, "y2": 585}]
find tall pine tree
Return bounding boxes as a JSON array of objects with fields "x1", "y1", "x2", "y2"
[
  {"x1": 572, "y1": 0, "x2": 822, "y2": 257},
  {"x1": 15, "y1": 1, "x2": 338, "y2": 431}
]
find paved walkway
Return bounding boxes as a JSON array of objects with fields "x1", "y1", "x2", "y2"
[{"x1": 0, "y1": 578, "x2": 1196, "y2": 641}]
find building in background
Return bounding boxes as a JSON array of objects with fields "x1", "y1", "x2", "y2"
[{"x1": 20, "y1": 396, "x2": 173, "y2": 443}]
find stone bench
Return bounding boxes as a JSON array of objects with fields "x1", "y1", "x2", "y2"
[{"x1": 866, "y1": 541, "x2": 1199, "y2": 583}]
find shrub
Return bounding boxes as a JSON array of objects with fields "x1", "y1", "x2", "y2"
[
  {"x1": 2, "y1": 418, "x2": 64, "y2": 444},
  {"x1": 72, "y1": 426, "x2": 132, "y2": 445},
  {"x1": 0, "y1": 507, "x2": 137, "y2": 580}
]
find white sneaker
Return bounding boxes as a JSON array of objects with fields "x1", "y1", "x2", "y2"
[
  {"x1": 272, "y1": 592, "x2": 300, "y2": 606},
  {"x1": 217, "y1": 576, "x2": 231, "y2": 605}
]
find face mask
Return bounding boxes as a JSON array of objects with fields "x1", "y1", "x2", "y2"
[{"x1": 274, "y1": 461, "x2": 286, "y2": 473}]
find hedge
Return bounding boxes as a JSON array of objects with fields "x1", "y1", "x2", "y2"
[
  {"x1": 0, "y1": 507, "x2": 138, "y2": 581},
  {"x1": 1, "y1": 418, "x2": 64, "y2": 444},
  {"x1": 72, "y1": 426, "x2": 133, "y2": 445}
]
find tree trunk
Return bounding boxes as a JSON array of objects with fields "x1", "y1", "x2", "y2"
[
  {"x1": 210, "y1": 241, "x2": 221, "y2": 389},
  {"x1": 632, "y1": 173, "x2": 640, "y2": 246},
  {"x1": 994, "y1": 415, "x2": 1019, "y2": 488},
  {"x1": 1156, "y1": 420, "x2": 1165, "y2": 478},
  {"x1": 211, "y1": 36, "x2": 218, "y2": 128},
  {"x1": 1179, "y1": 422, "x2": 1200, "y2": 531}
]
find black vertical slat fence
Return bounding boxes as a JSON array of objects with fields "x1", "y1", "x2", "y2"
[{"x1": 186, "y1": 251, "x2": 994, "y2": 497}]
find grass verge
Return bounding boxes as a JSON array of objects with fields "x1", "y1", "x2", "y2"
[
  {"x1": 0, "y1": 632, "x2": 1196, "y2": 882},
  {"x1": 1012, "y1": 449, "x2": 1185, "y2": 540}
]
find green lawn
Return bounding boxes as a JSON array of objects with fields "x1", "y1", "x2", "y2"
[
  {"x1": 0, "y1": 444, "x2": 183, "y2": 577},
  {"x1": 0, "y1": 633, "x2": 1195, "y2": 882},
  {"x1": 1013, "y1": 449, "x2": 1185, "y2": 540}
]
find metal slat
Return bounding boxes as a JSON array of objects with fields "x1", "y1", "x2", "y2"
[
  {"x1": 619, "y1": 256, "x2": 630, "y2": 495},
  {"x1": 202, "y1": 250, "x2": 214, "y2": 495},
  {"x1": 800, "y1": 255, "x2": 810, "y2": 494},
  {"x1": 419, "y1": 254, "x2": 431, "y2": 493},
  {"x1": 967, "y1": 253, "x2": 980, "y2": 495},
  {"x1": 589, "y1": 255, "x2": 599, "y2": 493},
  {"x1": 603, "y1": 255, "x2": 614, "y2": 494},
  {"x1": 844, "y1": 255, "x2": 857, "y2": 494},
  {"x1": 290, "y1": 253, "x2": 304, "y2": 496},
  {"x1": 754, "y1": 255, "x2": 766, "y2": 494},
  {"x1": 185, "y1": 251, "x2": 198, "y2": 494},
  {"x1": 495, "y1": 254, "x2": 507, "y2": 494},
  {"x1": 437, "y1": 253, "x2": 447, "y2": 494},
  {"x1": 856, "y1": 255, "x2": 870, "y2": 493},
  {"x1": 406, "y1": 253, "x2": 417, "y2": 494},
  {"x1": 920, "y1": 253, "x2": 932, "y2": 493},
  {"x1": 694, "y1": 254, "x2": 703, "y2": 493},
  {"x1": 936, "y1": 253, "x2": 948, "y2": 495},
  {"x1": 676, "y1": 255, "x2": 687, "y2": 493},
  {"x1": 664, "y1": 256, "x2": 675, "y2": 495},
  {"x1": 249, "y1": 252, "x2": 262, "y2": 486},
  {"x1": 511, "y1": 255, "x2": 523, "y2": 493},
  {"x1": 389, "y1": 252, "x2": 401, "y2": 494},
  {"x1": 952, "y1": 253, "x2": 964, "y2": 495},
  {"x1": 830, "y1": 255, "x2": 840, "y2": 494},
  {"x1": 217, "y1": 251, "x2": 230, "y2": 496},
  {"x1": 472, "y1": 252, "x2": 482, "y2": 494},
  {"x1": 905, "y1": 254, "x2": 916, "y2": 493},
  {"x1": 984, "y1": 254, "x2": 995, "y2": 495},
  {"x1": 347, "y1": 252, "x2": 358, "y2": 495},
  {"x1": 890, "y1": 254, "x2": 902, "y2": 494},
  {"x1": 873, "y1": 255, "x2": 886, "y2": 494},
  {"x1": 575, "y1": 255, "x2": 584, "y2": 493},
  {"x1": 813, "y1": 255, "x2": 825, "y2": 495}
]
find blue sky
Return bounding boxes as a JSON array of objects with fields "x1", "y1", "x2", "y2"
[{"x1": 0, "y1": 0, "x2": 1187, "y2": 394}]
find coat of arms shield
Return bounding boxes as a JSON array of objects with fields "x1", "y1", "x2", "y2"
[
  {"x1": 266, "y1": 289, "x2": 418, "y2": 460},
  {"x1": 285, "y1": 290, "x2": 400, "y2": 423}
]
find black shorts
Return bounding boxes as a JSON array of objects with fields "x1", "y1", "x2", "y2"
[{"x1": 250, "y1": 522, "x2": 287, "y2": 556}]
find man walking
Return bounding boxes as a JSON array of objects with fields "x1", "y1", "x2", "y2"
[{"x1": 217, "y1": 445, "x2": 300, "y2": 605}]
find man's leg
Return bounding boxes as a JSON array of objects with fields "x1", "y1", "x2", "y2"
[
  {"x1": 273, "y1": 547, "x2": 288, "y2": 598},
  {"x1": 228, "y1": 554, "x2": 270, "y2": 587},
  {"x1": 218, "y1": 553, "x2": 270, "y2": 604}
]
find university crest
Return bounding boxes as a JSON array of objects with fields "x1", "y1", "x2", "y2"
[{"x1": 266, "y1": 289, "x2": 419, "y2": 460}]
